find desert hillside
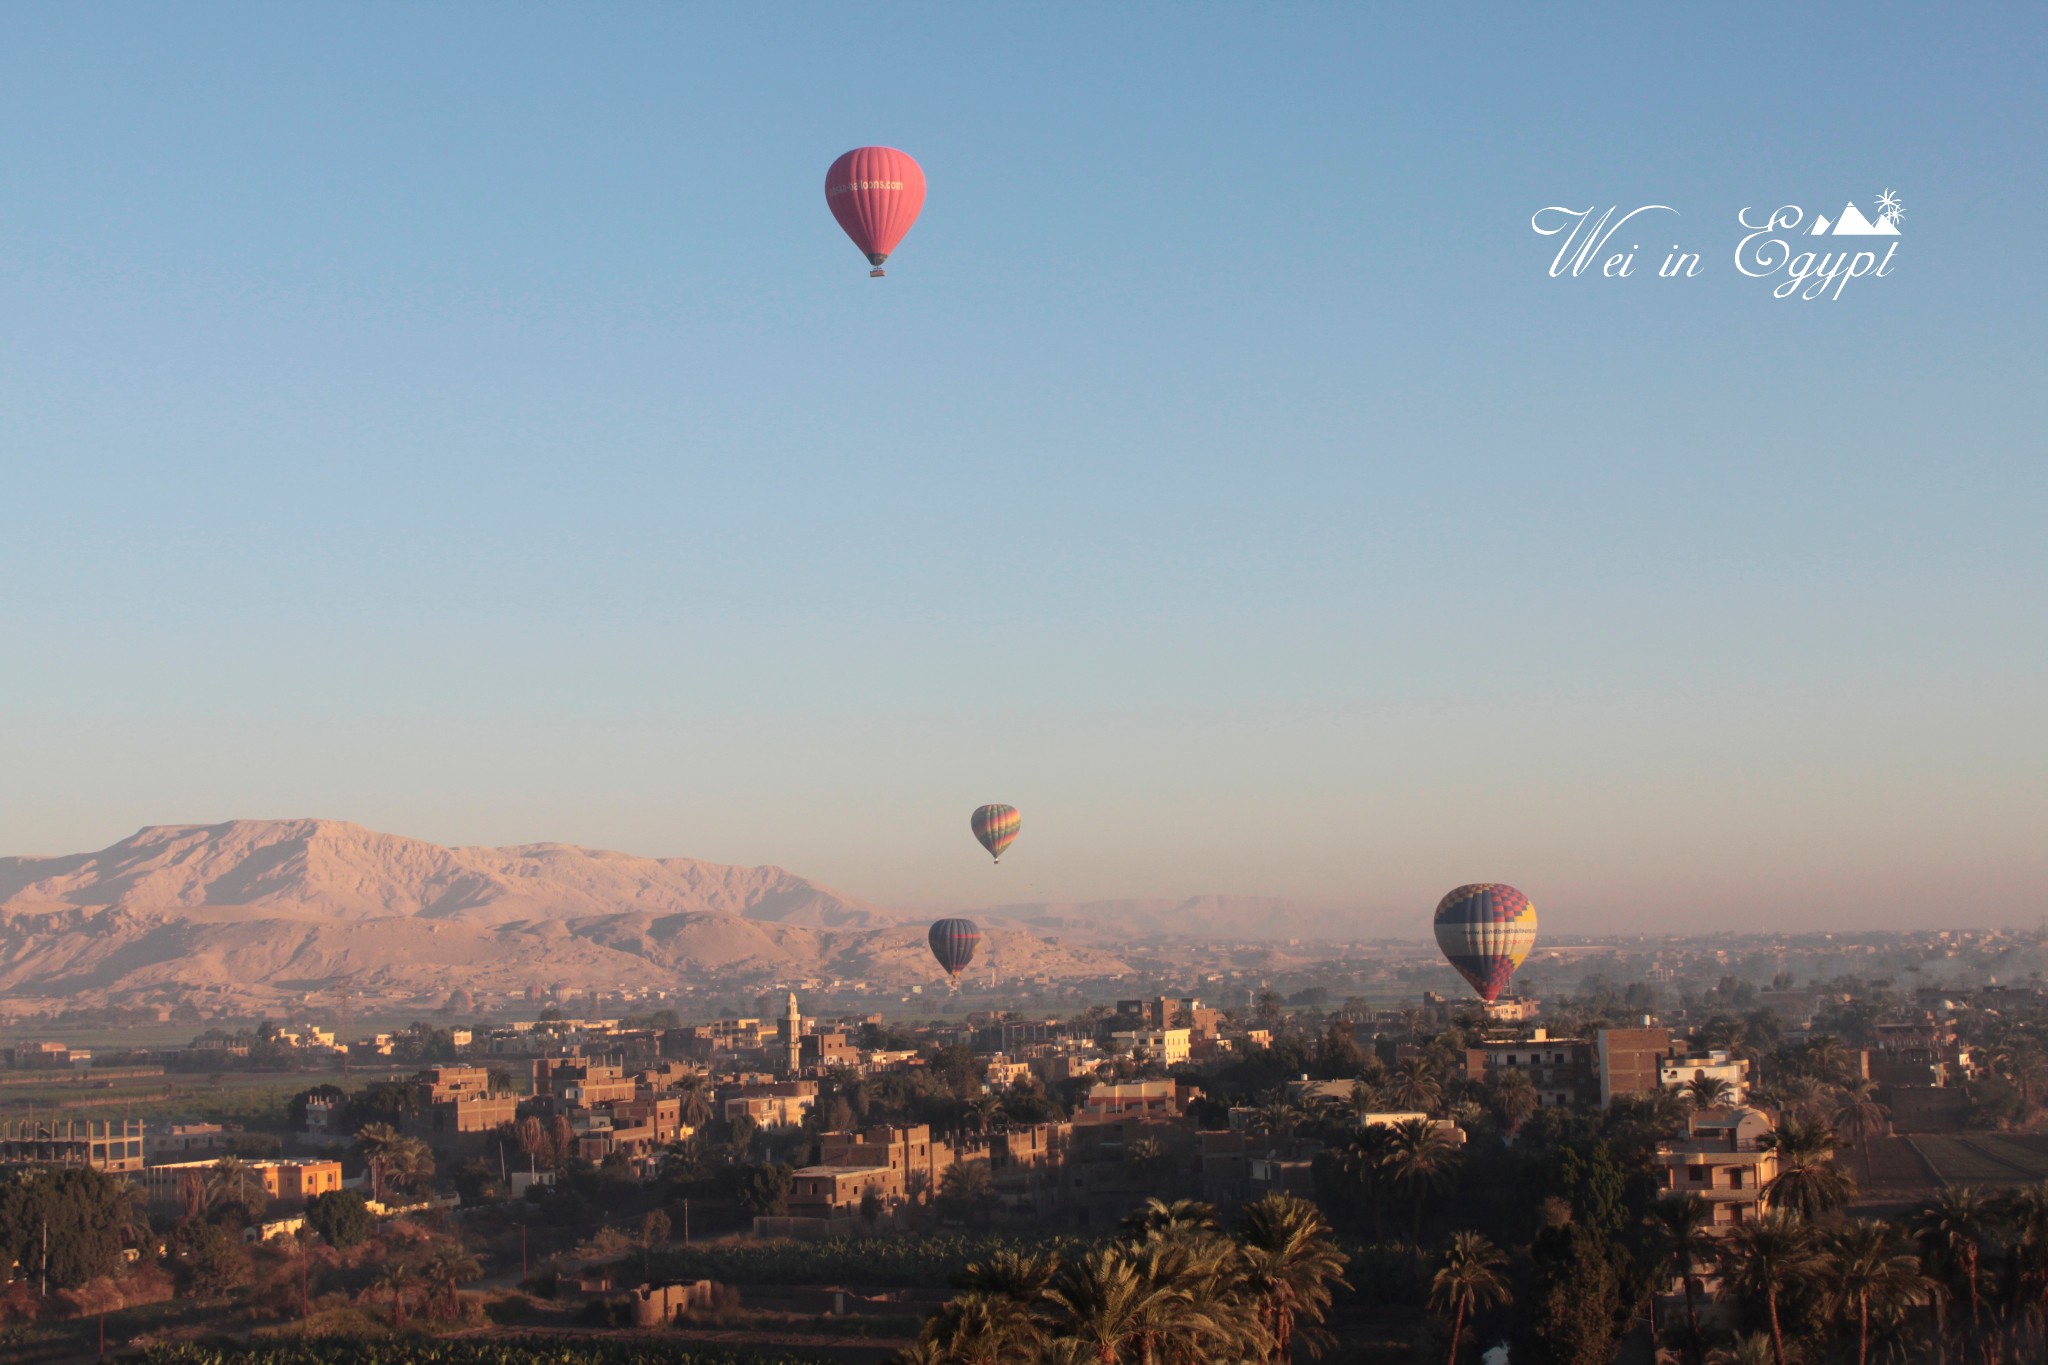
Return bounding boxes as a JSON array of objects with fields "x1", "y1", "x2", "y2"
[{"x1": 0, "y1": 820, "x2": 1129, "y2": 1014}]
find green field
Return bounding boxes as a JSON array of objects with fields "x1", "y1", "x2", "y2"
[
  {"x1": 0, "y1": 1069, "x2": 405, "y2": 1127},
  {"x1": 1908, "y1": 1135, "x2": 2048, "y2": 1187}
]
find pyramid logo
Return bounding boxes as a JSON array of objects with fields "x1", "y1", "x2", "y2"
[{"x1": 1816, "y1": 189, "x2": 1903, "y2": 235}]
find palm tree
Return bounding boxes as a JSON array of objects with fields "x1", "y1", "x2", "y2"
[
  {"x1": 1235, "y1": 1193, "x2": 1349, "y2": 1363},
  {"x1": 1045, "y1": 1247, "x2": 1171, "y2": 1365},
  {"x1": 1995, "y1": 1181, "x2": 2048, "y2": 1353},
  {"x1": 1823, "y1": 1220, "x2": 1933, "y2": 1365},
  {"x1": 1386, "y1": 1058, "x2": 1443, "y2": 1114},
  {"x1": 375, "y1": 1258, "x2": 415, "y2": 1331},
  {"x1": 1385, "y1": 1117, "x2": 1457, "y2": 1246},
  {"x1": 956, "y1": 1248, "x2": 1061, "y2": 1305},
  {"x1": 1246, "y1": 1091, "x2": 1298, "y2": 1138},
  {"x1": 205, "y1": 1155, "x2": 267, "y2": 1218},
  {"x1": 1485, "y1": 1069, "x2": 1538, "y2": 1134},
  {"x1": 675, "y1": 1071, "x2": 716, "y2": 1129},
  {"x1": 354, "y1": 1122, "x2": 404, "y2": 1203},
  {"x1": 969, "y1": 1093, "x2": 1005, "y2": 1134},
  {"x1": 922, "y1": 1290, "x2": 1045, "y2": 1365},
  {"x1": 1686, "y1": 1074, "x2": 1735, "y2": 1109},
  {"x1": 1319, "y1": 1124, "x2": 1396, "y2": 1241},
  {"x1": 1910, "y1": 1186, "x2": 1998, "y2": 1363},
  {"x1": 1706, "y1": 1334, "x2": 1777, "y2": 1365},
  {"x1": 1831, "y1": 1082, "x2": 1892, "y2": 1184},
  {"x1": 1647, "y1": 1193, "x2": 1718, "y2": 1365},
  {"x1": 1762, "y1": 1116, "x2": 1854, "y2": 1220},
  {"x1": 1129, "y1": 1236, "x2": 1247, "y2": 1365},
  {"x1": 1992, "y1": 1042, "x2": 2048, "y2": 1113},
  {"x1": 1700, "y1": 1016, "x2": 1748, "y2": 1056},
  {"x1": 894, "y1": 1338, "x2": 949, "y2": 1365},
  {"x1": 1120, "y1": 1198, "x2": 1221, "y2": 1243},
  {"x1": 1805, "y1": 1034, "x2": 1850, "y2": 1084},
  {"x1": 1429, "y1": 1232, "x2": 1510, "y2": 1365},
  {"x1": 1716, "y1": 1211, "x2": 1822, "y2": 1365},
  {"x1": 1639, "y1": 1085, "x2": 1693, "y2": 1137},
  {"x1": 1766, "y1": 1072, "x2": 1834, "y2": 1126}
]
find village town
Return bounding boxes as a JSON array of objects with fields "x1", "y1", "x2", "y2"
[{"x1": 8, "y1": 954, "x2": 2048, "y2": 1362}]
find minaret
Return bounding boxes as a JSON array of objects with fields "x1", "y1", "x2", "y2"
[{"x1": 783, "y1": 991, "x2": 802, "y2": 1077}]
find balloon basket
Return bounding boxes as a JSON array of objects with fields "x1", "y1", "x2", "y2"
[{"x1": 869, "y1": 268, "x2": 886, "y2": 278}]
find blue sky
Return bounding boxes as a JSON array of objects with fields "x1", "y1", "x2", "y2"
[{"x1": 3, "y1": 5, "x2": 2043, "y2": 930}]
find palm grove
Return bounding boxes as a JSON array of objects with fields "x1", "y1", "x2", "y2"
[{"x1": 900, "y1": 986, "x2": 2048, "y2": 1365}]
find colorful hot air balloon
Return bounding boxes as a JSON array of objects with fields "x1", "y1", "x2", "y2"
[
  {"x1": 1433, "y1": 883, "x2": 1538, "y2": 1004},
  {"x1": 928, "y1": 917, "x2": 982, "y2": 980},
  {"x1": 971, "y1": 804, "x2": 1021, "y2": 863},
  {"x1": 825, "y1": 146, "x2": 926, "y2": 277}
]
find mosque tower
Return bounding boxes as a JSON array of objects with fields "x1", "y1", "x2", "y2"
[{"x1": 782, "y1": 991, "x2": 802, "y2": 1077}]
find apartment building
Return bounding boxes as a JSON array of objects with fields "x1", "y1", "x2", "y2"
[
  {"x1": 722, "y1": 1079, "x2": 818, "y2": 1130},
  {"x1": 1595, "y1": 1027, "x2": 1679, "y2": 1107},
  {"x1": 416, "y1": 1065, "x2": 519, "y2": 1134},
  {"x1": 1463, "y1": 1029, "x2": 1595, "y2": 1109},
  {"x1": 1080, "y1": 1078, "x2": 1200, "y2": 1118},
  {"x1": 1655, "y1": 1107, "x2": 1780, "y2": 1228},
  {"x1": 799, "y1": 1031, "x2": 861, "y2": 1071},
  {"x1": 141, "y1": 1158, "x2": 344, "y2": 1212},
  {"x1": 0, "y1": 1119, "x2": 145, "y2": 1173},
  {"x1": 1109, "y1": 1027, "x2": 1192, "y2": 1068},
  {"x1": 787, "y1": 1163, "x2": 905, "y2": 1221},
  {"x1": 146, "y1": 1123, "x2": 239, "y2": 1160},
  {"x1": 816, "y1": 1123, "x2": 957, "y2": 1197}
]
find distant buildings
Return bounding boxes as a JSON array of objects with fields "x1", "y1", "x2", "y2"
[
  {"x1": 146, "y1": 1122, "x2": 240, "y2": 1161},
  {"x1": 416, "y1": 1065, "x2": 518, "y2": 1134},
  {"x1": 4, "y1": 1041, "x2": 90, "y2": 1069},
  {"x1": 1081, "y1": 1078, "x2": 1198, "y2": 1119},
  {"x1": 0, "y1": 1118, "x2": 145, "y2": 1174},
  {"x1": 141, "y1": 1157, "x2": 343, "y2": 1213},
  {"x1": 1461, "y1": 1026, "x2": 1680, "y2": 1110}
]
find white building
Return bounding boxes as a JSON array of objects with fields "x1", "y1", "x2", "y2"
[
  {"x1": 1661, "y1": 1049, "x2": 1751, "y2": 1105},
  {"x1": 1111, "y1": 1027, "x2": 1191, "y2": 1068}
]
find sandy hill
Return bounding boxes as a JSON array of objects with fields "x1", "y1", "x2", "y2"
[
  {"x1": 0, "y1": 818, "x2": 891, "y2": 928},
  {"x1": 0, "y1": 820, "x2": 1128, "y2": 1013}
]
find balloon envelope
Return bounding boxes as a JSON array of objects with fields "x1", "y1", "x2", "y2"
[
  {"x1": 1433, "y1": 883, "x2": 1538, "y2": 1003},
  {"x1": 928, "y1": 917, "x2": 982, "y2": 977},
  {"x1": 971, "y1": 804, "x2": 1021, "y2": 862},
  {"x1": 825, "y1": 146, "x2": 926, "y2": 268}
]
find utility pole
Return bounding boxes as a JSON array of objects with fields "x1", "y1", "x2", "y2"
[{"x1": 683, "y1": 1198, "x2": 691, "y2": 1246}]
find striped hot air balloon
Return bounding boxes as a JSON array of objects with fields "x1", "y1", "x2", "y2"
[
  {"x1": 971, "y1": 805, "x2": 1021, "y2": 863},
  {"x1": 1433, "y1": 883, "x2": 1538, "y2": 1004},
  {"x1": 928, "y1": 917, "x2": 982, "y2": 979}
]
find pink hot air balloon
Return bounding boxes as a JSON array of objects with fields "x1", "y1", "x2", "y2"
[{"x1": 825, "y1": 146, "x2": 926, "y2": 277}]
